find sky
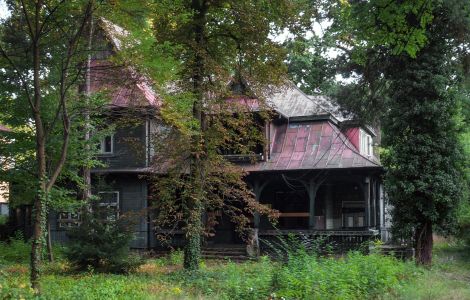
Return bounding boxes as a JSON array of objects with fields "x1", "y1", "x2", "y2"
[{"x1": 0, "y1": 0, "x2": 7, "y2": 20}]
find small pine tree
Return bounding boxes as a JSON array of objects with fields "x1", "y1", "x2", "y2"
[{"x1": 65, "y1": 205, "x2": 143, "y2": 273}]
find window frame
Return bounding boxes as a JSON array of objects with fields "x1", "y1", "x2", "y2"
[
  {"x1": 97, "y1": 134, "x2": 114, "y2": 155},
  {"x1": 97, "y1": 191, "x2": 119, "y2": 208},
  {"x1": 97, "y1": 191, "x2": 120, "y2": 221},
  {"x1": 57, "y1": 211, "x2": 80, "y2": 228},
  {"x1": 359, "y1": 129, "x2": 373, "y2": 157}
]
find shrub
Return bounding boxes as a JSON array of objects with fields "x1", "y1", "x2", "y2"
[
  {"x1": 64, "y1": 207, "x2": 143, "y2": 274},
  {"x1": 0, "y1": 231, "x2": 30, "y2": 264},
  {"x1": 272, "y1": 251, "x2": 413, "y2": 299},
  {"x1": 457, "y1": 201, "x2": 470, "y2": 246},
  {"x1": 171, "y1": 257, "x2": 274, "y2": 300}
]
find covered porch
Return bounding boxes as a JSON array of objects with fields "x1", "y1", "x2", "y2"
[{"x1": 247, "y1": 168, "x2": 384, "y2": 252}]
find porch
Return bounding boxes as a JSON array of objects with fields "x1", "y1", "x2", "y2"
[{"x1": 246, "y1": 169, "x2": 384, "y2": 252}]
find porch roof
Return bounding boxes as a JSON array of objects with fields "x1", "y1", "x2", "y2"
[{"x1": 243, "y1": 120, "x2": 381, "y2": 172}]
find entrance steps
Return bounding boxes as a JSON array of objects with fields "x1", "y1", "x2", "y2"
[{"x1": 202, "y1": 244, "x2": 251, "y2": 262}]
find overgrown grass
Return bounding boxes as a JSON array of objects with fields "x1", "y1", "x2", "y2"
[
  {"x1": 1, "y1": 237, "x2": 468, "y2": 299},
  {"x1": 386, "y1": 240, "x2": 470, "y2": 300}
]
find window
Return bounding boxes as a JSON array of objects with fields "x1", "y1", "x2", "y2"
[
  {"x1": 97, "y1": 135, "x2": 113, "y2": 154},
  {"x1": 58, "y1": 212, "x2": 80, "y2": 228},
  {"x1": 343, "y1": 212, "x2": 365, "y2": 228},
  {"x1": 359, "y1": 129, "x2": 373, "y2": 157},
  {"x1": 97, "y1": 191, "x2": 119, "y2": 221}
]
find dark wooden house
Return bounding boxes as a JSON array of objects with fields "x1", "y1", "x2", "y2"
[{"x1": 49, "y1": 19, "x2": 391, "y2": 252}]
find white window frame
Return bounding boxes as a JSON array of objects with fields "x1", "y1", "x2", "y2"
[
  {"x1": 359, "y1": 129, "x2": 373, "y2": 157},
  {"x1": 97, "y1": 134, "x2": 114, "y2": 154},
  {"x1": 58, "y1": 211, "x2": 80, "y2": 228}
]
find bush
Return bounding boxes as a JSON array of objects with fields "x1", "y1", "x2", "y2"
[
  {"x1": 272, "y1": 250, "x2": 413, "y2": 299},
  {"x1": 64, "y1": 207, "x2": 143, "y2": 274},
  {"x1": 171, "y1": 257, "x2": 274, "y2": 300},
  {"x1": 457, "y1": 201, "x2": 470, "y2": 246},
  {"x1": 0, "y1": 231, "x2": 30, "y2": 264}
]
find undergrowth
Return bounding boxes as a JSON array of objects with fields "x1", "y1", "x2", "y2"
[{"x1": 0, "y1": 234, "x2": 428, "y2": 300}]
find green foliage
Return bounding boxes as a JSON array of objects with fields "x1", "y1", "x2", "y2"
[
  {"x1": 0, "y1": 215, "x2": 8, "y2": 226},
  {"x1": 382, "y1": 5, "x2": 467, "y2": 244},
  {"x1": 170, "y1": 257, "x2": 275, "y2": 300},
  {"x1": 0, "y1": 232, "x2": 30, "y2": 264},
  {"x1": 64, "y1": 207, "x2": 143, "y2": 274},
  {"x1": 273, "y1": 251, "x2": 412, "y2": 300},
  {"x1": 0, "y1": 231, "x2": 65, "y2": 265},
  {"x1": 138, "y1": 0, "x2": 315, "y2": 270},
  {"x1": 285, "y1": 36, "x2": 338, "y2": 95}
]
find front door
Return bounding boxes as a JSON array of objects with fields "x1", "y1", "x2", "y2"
[{"x1": 206, "y1": 210, "x2": 244, "y2": 245}]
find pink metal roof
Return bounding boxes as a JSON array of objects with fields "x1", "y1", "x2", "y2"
[
  {"x1": 89, "y1": 60, "x2": 161, "y2": 108},
  {"x1": 0, "y1": 124, "x2": 11, "y2": 132},
  {"x1": 244, "y1": 121, "x2": 380, "y2": 172}
]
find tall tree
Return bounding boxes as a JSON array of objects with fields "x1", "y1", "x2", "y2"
[
  {"x1": 382, "y1": 8, "x2": 467, "y2": 264},
  {"x1": 319, "y1": 0, "x2": 469, "y2": 265},
  {"x1": 142, "y1": 0, "x2": 313, "y2": 270},
  {"x1": 0, "y1": 0, "x2": 97, "y2": 292}
]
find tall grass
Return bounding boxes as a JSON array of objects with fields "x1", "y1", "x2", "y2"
[{"x1": 0, "y1": 233, "x2": 419, "y2": 299}]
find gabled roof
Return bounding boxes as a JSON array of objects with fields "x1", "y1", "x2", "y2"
[
  {"x1": 267, "y1": 83, "x2": 329, "y2": 118},
  {"x1": 244, "y1": 120, "x2": 380, "y2": 172},
  {"x1": 91, "y1": 19, "x2": 160, "y2": 109},
  {"x1": 308, "y1": 94, "x2": 352, "y2": 122}
]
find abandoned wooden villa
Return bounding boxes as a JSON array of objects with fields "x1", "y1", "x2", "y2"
[{"x1": 45, "y1": 20, "x2": 391, "y2": 254}]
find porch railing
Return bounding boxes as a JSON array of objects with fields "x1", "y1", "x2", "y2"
[{"x1": 258, "y1": 229, "x2": 379, "y2": 253}]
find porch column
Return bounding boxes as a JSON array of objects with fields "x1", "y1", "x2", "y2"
[
  {"x1": 371, "y1": 179, "x2": 377, "y2": 228},
  {"x1": 252, "y1": 179, "x2": 269, "y2": 229},
  {"x1": 304, "y1": 178, "x2": 321, "y2": 230},
  {"x1": 364, "y1": 177, "x2": 371, "y2": 227},
  {"x1": 325, "y1": 184, "x2": 334, "y2": 229},
  {"x1": 247, "y1": 179, "x2": 269, "y2": 258}
]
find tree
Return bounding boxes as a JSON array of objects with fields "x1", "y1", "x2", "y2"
[
  {"x1": 317, "y1": 0, "x2": 469, "y2": 265},
  {"x1": 135, "y1": 0, "x2": 313, "y2": 270},
  {"x1": 0, "y1": 0, "x2": 98, "y2": 292},
  {"x1": 382, "y1": 16, "x2": 466, "y2": 265}
]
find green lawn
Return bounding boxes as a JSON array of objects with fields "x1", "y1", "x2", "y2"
[
  {"x1": 0, "y1": 241, "x2": 469, "y2": 299},
  {"x1": 386, "y1": 241, "x2": 470, "y2": 300}
]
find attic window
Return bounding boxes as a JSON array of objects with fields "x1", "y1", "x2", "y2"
[{"x1": 359, "y1": 129, "x2": 373, "y2": 157}]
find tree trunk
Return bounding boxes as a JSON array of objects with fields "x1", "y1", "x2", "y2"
[
  {"x1": 183, "y1": 0, "x2": 208, "y2": 271},
  {"x1": 30, "y1": 1, "x2": 46, "y2": 292},
  {"x1": 415, "y1": 221, "x2": 433, "y2": 266},
  {"x1": 183, "y1": 189, "x2": 203, "y2": 270}
]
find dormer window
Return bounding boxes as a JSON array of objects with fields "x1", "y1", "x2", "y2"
[
  {"x1": 359, "y1": 129, "x2": 373, "y2": 157},
  {"x1": 97, "y1": 134, "x2": 113, "y2": 154}
]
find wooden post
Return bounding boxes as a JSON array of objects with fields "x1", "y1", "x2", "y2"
[
  {"x1": 364, "y1": 177, "x2": 371, "y2": 227},
  {"x1": 252, "y1": 179, "x2": 269, "y2": 229},
  {"x1": 325, "y1": 183, "x2": 333, "y2": 229},
  {"x1": 307, "y1": 178, "x2": 320, "y2": 230},
  {"x1": 247, "y1": 178, "x2": 269, "y2": 258}
]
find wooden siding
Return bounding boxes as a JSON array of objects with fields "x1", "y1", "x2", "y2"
[
  {"x1": 96, "y1": 123, "x2": 147, "y2": 170},
  {"x1": 50, "y1": 174, "x2": 149, "y2": 249}
]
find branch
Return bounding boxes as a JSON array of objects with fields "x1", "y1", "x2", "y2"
[
  {"x1": 38, "y1": 0, "x2": 66, "y2": 37},
  {"x1": 19, "y1": 0, "x2": 35, "y2": 39},
  {"x1": 46, "y1": 1, "x2": 93, "y2": 190},
  {"x1": 0, "y1": 45, "x2": 36, "y2": 111}
]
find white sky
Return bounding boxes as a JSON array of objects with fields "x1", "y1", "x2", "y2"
[
  {"x1": 0, "y1": 1, "x2": 351, "y2": 84},
  {"x1": 0, "y1": 0, "x2": 8, "y2": 20}
]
